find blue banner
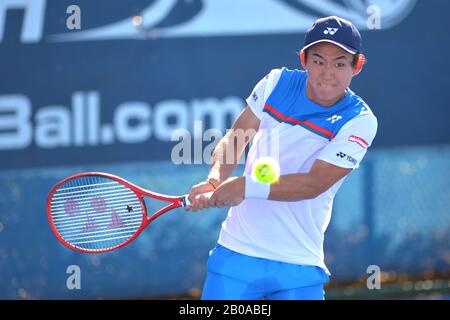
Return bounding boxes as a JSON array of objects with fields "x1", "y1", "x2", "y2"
[{"x1": 1, "y1": 0, "x2": 449, "y2": 169}]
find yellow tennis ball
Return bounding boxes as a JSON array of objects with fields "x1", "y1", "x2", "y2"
[{"x1": 252, "y1": 157, "x2": 280, "y2": 184}]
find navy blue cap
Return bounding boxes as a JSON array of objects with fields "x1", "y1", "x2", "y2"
[{"x1": 303, "y1": 16, "x2": 362, "y2": 54}]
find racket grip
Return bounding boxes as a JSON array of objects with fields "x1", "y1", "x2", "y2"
[{"x1": 182, "y1": 192, "x2": 213, "y2": 207}]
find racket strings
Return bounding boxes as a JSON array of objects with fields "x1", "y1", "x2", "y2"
[{"x1": 49, "y1": 175, "x2": 143, "y2": 251}]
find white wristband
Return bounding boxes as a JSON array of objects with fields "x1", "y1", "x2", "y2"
[{"x1": 244, "y1": 175, "x2": 270, "y2": 199}]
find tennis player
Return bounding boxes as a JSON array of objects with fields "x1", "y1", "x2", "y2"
[{"x1": 186, "y1": 16, "x2": 378, "y2": 300}]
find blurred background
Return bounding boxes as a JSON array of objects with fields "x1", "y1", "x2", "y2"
[{"x1": 0, "y1": 0, "x2": 449, "y2": 300}]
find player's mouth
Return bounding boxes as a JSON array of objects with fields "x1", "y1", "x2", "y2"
[{"x1": 318, "y1": 82, "x2": 337, "y2": 89}]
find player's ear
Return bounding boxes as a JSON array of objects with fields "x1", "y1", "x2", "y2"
[
  {"x1": 353, "y1": 54, "x2": 366, "y2": 76},
  {"x1": 300, "y1": 50, "x2": 306, "y2": 69}
]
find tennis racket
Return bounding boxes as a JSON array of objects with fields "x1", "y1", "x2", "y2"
[{"x1": 47, "y1": 172, "x2": 208, "y2": 253}]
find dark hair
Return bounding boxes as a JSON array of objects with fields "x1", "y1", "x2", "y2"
[{"x1": 303, "y1": 49, "x2": 358, "y2": 68}]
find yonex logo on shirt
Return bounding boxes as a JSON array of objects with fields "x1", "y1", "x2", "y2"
[
  {"x1": 323, "y1": 27, "x2": 338, "y2": 35},
  {"x1": 327, "y1": 115, "x2": 343, "y2": 123},
  {"x1": 336, "y1": 152, "x2": 357, "y2": 165}
]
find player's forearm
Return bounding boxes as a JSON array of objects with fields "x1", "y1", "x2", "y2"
[
  {"x1": 208, "y1": 130, "x2": 249, "y2": 184},
  {"x1": 267, "y1": 173, "x2": 322, "y2": 201}
]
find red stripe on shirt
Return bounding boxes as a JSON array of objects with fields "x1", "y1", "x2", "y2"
[
  {"x1": 264, "y1": 104, "x2": 335, "y2": 139},
  {"x1": 264, "y1": 104, "x2": 301, "y2": 125}
]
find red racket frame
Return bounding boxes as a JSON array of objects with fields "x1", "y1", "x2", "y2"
[{"x1": 47, "y1": 172, "x2": 189, "y2": 253}]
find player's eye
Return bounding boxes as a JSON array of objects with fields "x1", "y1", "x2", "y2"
[
  {"x1": 335, "y1": 63, "x2": 345, "y2": 68},
  {"x1": 314, "y1": 60, "x2": 324, "y2": 65}
]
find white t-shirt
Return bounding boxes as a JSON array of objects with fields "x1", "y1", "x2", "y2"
[{"x1": 217, "y1": 68, "x2": 378, "y2": 275}]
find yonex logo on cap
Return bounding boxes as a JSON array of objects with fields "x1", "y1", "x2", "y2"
[
  {"x1": 323, "y1": 27, "x2": 338, "y2": 35},
  {"x1": 303, "y1": 17, "x2": 363, "y2": 55}
]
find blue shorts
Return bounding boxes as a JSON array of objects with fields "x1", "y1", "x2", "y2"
[{"x1": 201, "y1": 244, "x2": 329, "y2": 300}]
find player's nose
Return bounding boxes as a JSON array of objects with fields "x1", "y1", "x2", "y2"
[{"x1": 320, "y1": 64, "x2": 335, "y2": 78}]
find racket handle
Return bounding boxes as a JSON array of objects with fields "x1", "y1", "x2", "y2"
[{"x1": 182, "y1": 192, "x2": 213, "y2": 207}]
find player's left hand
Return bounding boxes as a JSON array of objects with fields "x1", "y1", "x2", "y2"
[{"x1": 208, "y1": 176, "x2": 245, "y2": 208}]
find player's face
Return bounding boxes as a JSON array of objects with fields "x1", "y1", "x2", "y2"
[{"x1": 304, "y1": 42, "x2": 355, "y2": 107}]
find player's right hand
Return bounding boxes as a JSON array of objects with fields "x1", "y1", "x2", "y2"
[{"x1": 186, "y1": 181, "x2": 216, "y2": 212}]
